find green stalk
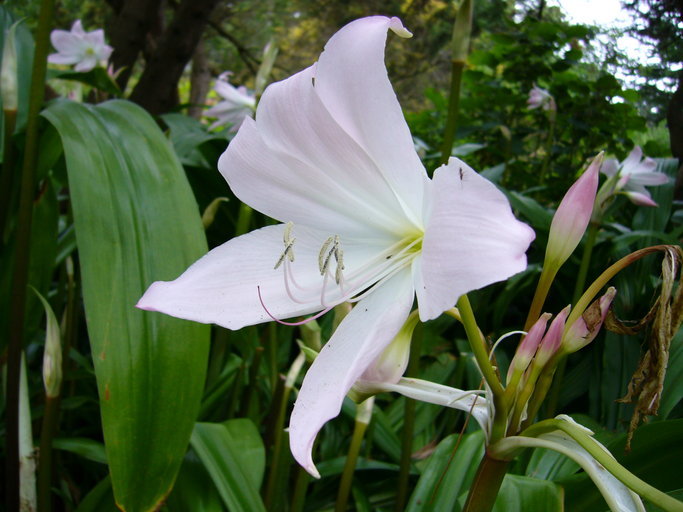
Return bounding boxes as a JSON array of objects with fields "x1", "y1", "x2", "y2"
[
  {"x1": 235, "y1": 202, "x2": 253, "y2": 236},
  {"x1": 264, "y1": 353, "x2": 305, "y2": 509},
  {"x1": 461, "y1": 451, "x2": 510, "y2": 512},
  {"x1": 5, "y1": 1, "x2": 54, "y2": 509},
  {"x1": 571, "y1": 222, "x2": 599, "y2": 305},
  {"x1": 0, "y1": 109, "x2": 17, "y2": 240},
  {"x1": 395, "y1": 325, "x2": 423, "y2": 511},
  {"x1": 290, "y1": 466, "x2": 311, "y2": 512},
  {"x1": 538, "y1": 114, "x2": 556, "y2": 184},
  {"x1": 336, "y1": 397, "x2": 374, "y2": 512},
  {"x1": 438, "y1": 0, "x2": 473, "y2": 166},
  {"x1": 453, "y1": 296, "x2": 508, "y2": 441},
  {"x1": 523, "y1": 265, "x2": 557, "y2": 331},
  {"x1": 37, "y1": 396, "x2": 59, "y2": 512}
]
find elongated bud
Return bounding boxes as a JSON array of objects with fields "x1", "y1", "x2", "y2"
[
  {"x1": 545, "y1": 154, "x2": 602, "y2": 270},
  {"x1": 535, "y1": 306, "x2": 570, "y2": 367},
  {"x1": 507, "y1": 313, "x2": 551, "y2": 384},
  {"x1": 255, "y1": 38, "x2": 278, "y2": 96},
  {"x1": 1, "y1": 22, "x2": 20, "y2": 112},
  {"x1": 33, "y1": 288, "x2": 63, "y2": 398},
  {"x1": 563, "y1": 287, "x2": 616, "y2": 354}
]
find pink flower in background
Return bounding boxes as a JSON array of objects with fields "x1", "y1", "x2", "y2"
[
  {"x1": 204, "y1": 73, "x2": 256, "y2": 131},
  {"x1": 601, "y1": 146, "x2": 668, "y2": 207},
  {"x1": 48, "y1": 20, "x2": 112, "y2": 72},
  {"x1": 137, "y1": 16, "x2": 534, "y2": 477},
  {"x1": 527, "y1": 84, "x2": 556, "y2": 112}
]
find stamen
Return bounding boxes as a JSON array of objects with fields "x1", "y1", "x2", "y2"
[
  {"x1": 274, "y1": 221, "x2": 296, "y2": 269},
  {"x1": 318, "y1": 236, "x2": 335, "y2": 273},
  {"x1": 258, "y1": 285, "x2": 337, "y2": 326}
]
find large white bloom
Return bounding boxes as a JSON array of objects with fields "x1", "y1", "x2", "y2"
[
  {"x1": 138, "y1": 16, "x2": 534, "y2": 477},
  {"x1": 48, "y1": 20, "x2": 112, "y2": 73},
  {"x1": 601, "y1": 146, "x2": 668, "y2": 207},
  {"x1": 204, "y1": 74, "x2": 256, "y2": 131}
]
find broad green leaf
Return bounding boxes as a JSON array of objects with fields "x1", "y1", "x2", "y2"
[
  {"x1": 43, "y1": 99, "x2": 210, "y2": 512},
  {"x1": 74, "y1": 477, "x2": 119, "y2": 512},
  {"x1": 491, "y1": 474, "x2": 564, "y2": 512},
  {"x1": 191, "y1": 420, "x2": 267, "y2": 512},
  {"x1": 658, "y1": 330, "x2": 683, "y2": 419},
  {"x1": 47, "y1": 67, "x2": 122, "y2": 97},
  {"x1": 165, "y1": 452, "x2": 224, "y2": 512},
  {"x1": 406, "y1": 430, "x2": 485, "y2": 511}
]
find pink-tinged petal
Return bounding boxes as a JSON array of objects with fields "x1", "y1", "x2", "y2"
[
  {"x1": 600, "y1": 158, "x2": 619, "y2": 177},
  {"x1": 215, "y1": 80, "x2": 255, "y2": 107},
  {"x1": 627, "y1": 167, "x2": 669, "y2": 186},
  {"x1": 219, "y1": 72, "x2": 413, "y2": 239},
  {"x1": 313, "y1": 16, "x2": 428, "y2": 224},
  {"x1": 623, "y1": 189, "x2": 658, "y2": 207},
  {"x1": 288, "y1": 269, "x2": 414, "y2": 477},
  {"x1": 137, "y1": 225, "x2": 325, "y2": 330},
  {"x1": 50, "y1": 30, "x2": 84, "y2": 55},
  {"x1": 545, "y1": 154, "x2": 601, "y2": 268},
  {"x1": 47, "y1": 52, "x2": 81, "y2": 65},
  {"x1": 83, "y1": 29, "x2": 107, "y2": 48},
  {"x1": 620, "y1": 146, "x2": 643, "y2": 173},
  {"x1": 71, "y1": 20, "x2": 85, "y2": 36},
  {"x1": 508, "y1": 313, "x2": 551, "y2": 382},
  {"x1": 417, "y1": 158, "x2": 534, "y2": 320},
  {"x1": 535, "y1": 306, "x2": 569, "y2": 365},
  {"x1": 74, "y1": 55, "x2": 97, "y2": 72}
]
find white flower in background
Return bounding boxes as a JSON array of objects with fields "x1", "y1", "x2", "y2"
[
  {"x1": 527, "y1": 84, "x2": 556, "y2": 112},
  {"x1": 138, "y1": 16, "x2": 534, "y2": 477},
  {"x1": 601, "y1": 146, "x2": 669, "y2": 207},
  {"x1": 48, "y1": 20, "x2": 112, "y2": 73},
  {"x1": 204, "y1": 73, "x2": 256, "y2": 131}
]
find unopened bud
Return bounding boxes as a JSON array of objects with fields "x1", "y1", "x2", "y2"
[
  {"x1": 563, "y1": 287, "x2": 616, "y2": 353},
  {"x1": 1, "y1": 22, "x2": 20, "y2": 112},
  {"x1": 545, "y1": 154, "x2": 602, "y2": 270},
  {"x1": 507, "y1": 313, "x2": 551, "y2": 384},
  {"x1": 535, "y1": 306, "x2": 570, "y2": 367}
]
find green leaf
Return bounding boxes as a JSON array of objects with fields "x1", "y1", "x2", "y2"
[
  {"x1": 53, "y1": 438, "x2": 107, "y2": 465},
  {"x1": 190, "y1": 420, "x2": 267, "y2": 512},
  {"x1": 658, "y1": 330, "x2": 683, "y2": 419},
  {"x1": 47, "y1": 67, "x2": 122, "y2": 97},
  {"x1": 74, "y1": 477, "x2": 119, "y2": 512},
  {"x1": 43, "y1": 99, "x2": 210, "y2": 512},
  {"x1": 491, "y1": 474, "x2": 564, "y2": 512},
  {"x1": 406, "y1": 430, "x2": 485, "y2": 511},
  {"x1": 165, "y1": 452, "x2": 225, "y2": 512}
]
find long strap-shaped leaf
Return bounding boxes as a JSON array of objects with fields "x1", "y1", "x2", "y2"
[{"x1": 43, "y1": 99, "x2": 210, "y2": 511}]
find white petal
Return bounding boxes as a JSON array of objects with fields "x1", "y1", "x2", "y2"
[
  {"x1": 623, "y1": 189, "x2": 658, "y2": 207},
  {"x1": 620, "y1": 146, "x2": 644, "y2": 174},
  {"x1": 48, "y1": 53, "x2": 81, "y2": 65},
  {"x1": 601, "y1": 158, "x2": 619, "y2": 177},
  {"x1": 50, "y1": 30, "x2": 84, "y2": 55},
  {"x1": 626, "y1": 169, "x2": 669, "y2": 187},
  {"x1": 71, "y1": 20, "x2": 85, "y2": 36},
  {"x1": 417, "y1": 158, "x2": 535, "y2": 320},
  {"x1": 138, "y1": 225, "x2": 326, "y2": 330},
  {"x1": 74, "y1": 56, "x2": 97, "y2": 72},
  {"x1": 314, "y1": 16, "x2": 428, "y2": 225},
  {"x1": 288, "y1": 269, "x2": 414, "y2": 477},
  {"x1": 220, "y1": 112, "x2": 405, "y2": 240}
]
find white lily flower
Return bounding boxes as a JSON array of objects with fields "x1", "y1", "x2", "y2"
[
  {"x1": 137, "y1": 16, "x2": 534, "y2": 477},
  {"x1": 48, "y1": 20, "x2": 112, "y2": 73},
  {"x1": 527, "y1": 84, "x2": 556, "y2": 112},
  {"x1": 601, "y1": 146, "x2": 668, "y2": 207},
  {"x1": 204, "y1": 73, "x2": 256, "y2": 132}
]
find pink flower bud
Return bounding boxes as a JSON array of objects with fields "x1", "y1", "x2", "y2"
[
  {"x1": 535, "y1": 306, "x2": 570, "y2": 366},
  {"x1": 507, "y1": 313, "x2": 551, "y2": 383},
  {"x1": 545, "y1": 154, "x2": 602, "y2": 269},
  {"x1": 564, "y1": 287, "x2": 616, "y2": 353}
]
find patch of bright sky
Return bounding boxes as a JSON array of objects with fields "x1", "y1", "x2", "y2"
[{"x1": 546, "y1": 0, "x2": 678, "y2": 93}]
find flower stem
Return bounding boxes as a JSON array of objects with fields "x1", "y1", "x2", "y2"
[
  {"x1": 336, "y1": 397, "x2": 374, "y2": 512},
  {"x1": 5, "y1": 1, "x2": 54, "y2": 509},
  {"x1": 454, "y1": 296, "x2": 507, "y2": 442},
  {"x1": 395, "y1": 325, "x2": 423, "y2": 511},
  {"x1": 439, "y1": 60, "x2": 465, "y2": 166},
  {"x1": 572, "y1": 222, "x2": 599, "y2": 305},
  {"x1": 0, "y1": 109, "x2": 17, "y2": 239},
  {"x1": 461, "y1": 451, "x2": 510, "y2": 512},
  {"x1": 524, "y1": 265, "x2": 557, "y2": 331}
]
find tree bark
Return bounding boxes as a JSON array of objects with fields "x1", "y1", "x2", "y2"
[
  {"x1": 129, "y1": 0, "x2": 220, "y2": 115},
  {"x1": 188, "y1": 38, "x2": 212, "y2": 119},
  {"x1": 107, "y1": 0, "x2": 165, "y2": 91},
  {"x1": 669, "y1": 70, "x2": 683, "y2": 199}
]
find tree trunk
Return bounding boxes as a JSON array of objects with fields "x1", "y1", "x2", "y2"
[
  {"x1": 107, "y1": 0, "x2": 165, "y2": 91},
  {"x1": 669, "y1": 70, "x2": 683, "y2": 199},
  {"x1": 188, "y1": 38, "x2": 212, "y2": 120},
  {"x1": 129, "y1": 0, "x2": 220, "y2": 115}
]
